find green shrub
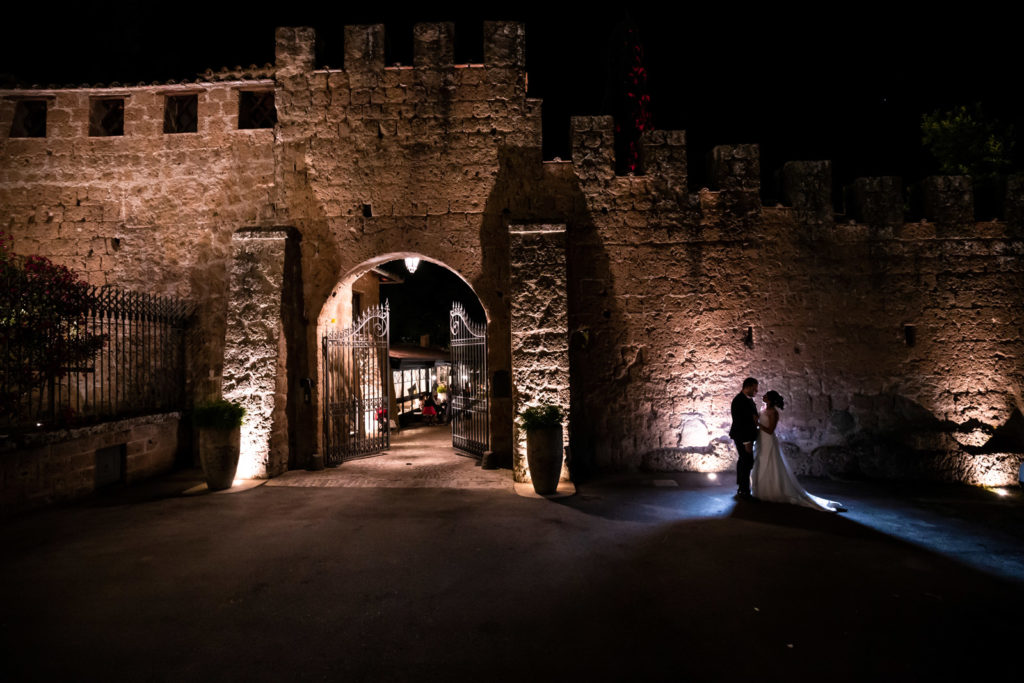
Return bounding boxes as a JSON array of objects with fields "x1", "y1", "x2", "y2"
[
  {"x1": 194, "y1": 399, "x2": 245, "y2": 430},
  {"x1": 518, "y1": 404, "x2": 563, "y2": 431}
]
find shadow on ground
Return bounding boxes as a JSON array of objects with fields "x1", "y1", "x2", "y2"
[{"x1": 2, "y1": 464, "x2": 1021, "y2": 681}]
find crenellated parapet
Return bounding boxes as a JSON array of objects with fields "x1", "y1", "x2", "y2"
[
  {"x1": 710, "y1": 144, "x2": 760, "y2": 195},
  {"x1": 922, "y1": 175, "x2": 974, "y2": 234},
  {"x1": 640, "y1": 129, "x2": 688, "y2": 207},
  {"x1": 275, "y1": 21, "x2": 525, "y2": 75},
  {"x1": 781, "y1": 160, "x2": 832, "y2": 224},
  {"x1": 847, "y1": 176, "x2": 903, "y2": 229},
  {"x1": 570, "y1": 115, "x2": 616, "y2": 185},
  {"x1": 343, "y1": 25, "x2": 386, "y2": 75},
  {"x1": 483, "y1": 21, "x2": 527, "y2": 68},
  {"x1": 569, "y1": 115, "x2": 694, "y2": 222},
  {"x1": 701, "y1": 144, "x2": 761, "y2": 222},
  {"x1": 414, "y1": 22, "x2": 456, "y2": 67},
  {"x1": 274, "y1": 27, "x2": 316, "y2": 76}
]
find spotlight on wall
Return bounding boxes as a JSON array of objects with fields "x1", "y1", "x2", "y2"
[
  {"x1": 404, "y1": 257, "x2": 421, "y2": 274},
  {"x1": 707, "y1": 473, "x2": 718, "y2": 481}
]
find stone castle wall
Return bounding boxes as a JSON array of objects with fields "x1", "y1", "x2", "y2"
[
  {"x1": 1, "y1": 22, "x2": 1022, "y2": 488},
  {"x1": 566, "y1": 118, "x2": 1024, "y2": 485},
  {"x1": 0, "y1": 77, "x2": 278, "y2": 401}
]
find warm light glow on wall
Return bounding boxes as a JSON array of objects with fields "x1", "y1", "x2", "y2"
[
  {"x1": 235, "y1": 424, "x2": 266, "y2": 480},
  {"x1": 969, "y1": 455, "x2": 1021, "y2": 488}
]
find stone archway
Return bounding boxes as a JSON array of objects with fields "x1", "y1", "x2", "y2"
[
  {"x1": 219, "y1": 223, "x2": 571, "y2": 486},
  {"x1": 313, "y1": 252, "x2": 509, "y2": 472}
]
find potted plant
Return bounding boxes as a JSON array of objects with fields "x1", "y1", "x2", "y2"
[
  {"x1": 194, "y1": 398, "x2": 245, "y2": 491},
  {"x1": 519, "y1": 404, "x2": 564, "y2": 495}
]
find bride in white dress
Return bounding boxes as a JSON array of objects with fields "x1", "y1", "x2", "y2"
[{"x1": 751, "y1": 390, "x2": 846, "y2": 512}]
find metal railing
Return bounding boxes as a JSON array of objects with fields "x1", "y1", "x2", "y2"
[{"x1": 2, "y1": 284, "x2": 191, "y2": 432}]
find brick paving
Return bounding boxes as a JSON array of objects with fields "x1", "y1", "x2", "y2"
[{"x1": 266, "y1": 425, "x2": 512, "y2": 491}]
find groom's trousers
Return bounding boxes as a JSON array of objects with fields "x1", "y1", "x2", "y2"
[{"x1": 734, "y1": 439, "x2": 753, "y2": 491}]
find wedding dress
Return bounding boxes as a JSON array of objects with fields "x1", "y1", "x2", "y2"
[{"x1": 751, "y1": 413, "x2": 845, "y2": 512}]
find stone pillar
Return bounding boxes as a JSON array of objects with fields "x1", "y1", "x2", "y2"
[
  {"x1": 222, "y1": 230, "x2": 290, "y2": 479},
  {"x1": 509, "y1": 224, "x2": 569, "y2": 484}
]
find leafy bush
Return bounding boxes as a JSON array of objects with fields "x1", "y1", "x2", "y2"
[
  {"x1": 921, "y1": 104, "x2": 1015, "y2": 182},
  {"x1": 194, "y1": 399, "x2": 246, "y2": 430},
  {"x1": 518, "y1": 404, "x2": 564, "y2": 431},
  {"x1": 1, "y1": 231, "x2": 107, "y2": 420}
]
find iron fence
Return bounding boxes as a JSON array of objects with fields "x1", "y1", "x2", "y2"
[{"x1": 2, "y1": 284, "x2": 192, "y2": 432}]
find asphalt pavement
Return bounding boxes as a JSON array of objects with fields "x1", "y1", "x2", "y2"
[{"x1": 2, "y1": 426, "x2": 1022, "y2": 682}]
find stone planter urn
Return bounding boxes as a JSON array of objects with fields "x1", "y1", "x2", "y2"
[
  {"x1": 194, "y1": 398, "x2": 246, "y2": 492},
  {"x1": 520, "y1": 404, "x2": 565, "y2": 495},
  {"x1": 199, "y1": 425, "x2": 241, "y2": 491},
  {"x1": 527, "y1": 425, "x2": 564, "y2": 495}
]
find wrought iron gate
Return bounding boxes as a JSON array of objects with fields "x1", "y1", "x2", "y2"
[
  {"x1": 449, "y1": 302, "x2": 488, "y2": 456},
  {"x1": 322, "y1": 302, "x2": 390, "y2": 465}
]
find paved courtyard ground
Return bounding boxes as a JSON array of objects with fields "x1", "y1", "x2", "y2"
[{"x1": 2, "y1": 425, "x2": 1022, "y2": 681}]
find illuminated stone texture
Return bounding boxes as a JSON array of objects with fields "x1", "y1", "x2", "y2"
[
  {"x1": 222, "y1": 231, "x2": 290, "y2": 479},
  {"x1": 510, "y1": 224, "x2": 569, "y2": 483},
  {"x1": 1, "y1": 22, "x2": 1021, "y2": 488}
]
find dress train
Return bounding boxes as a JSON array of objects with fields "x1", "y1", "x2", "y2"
[{"x1": 751, "y1": 423, "x2": 844, "y2": 512}]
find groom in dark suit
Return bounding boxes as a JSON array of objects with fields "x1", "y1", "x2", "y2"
[{"x1": 729, "y1": 377, "x2": 759, "y2": 499}]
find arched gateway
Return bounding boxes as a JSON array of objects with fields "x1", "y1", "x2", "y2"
[
  {"x1": 214, "y1": 23, "x2": 571, "y2": 486},
  {"x1": 317, "y1": 258, "x2": 493, "y2": 465}
]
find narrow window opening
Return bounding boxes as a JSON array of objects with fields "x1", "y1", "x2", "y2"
[
  {"x1": 238, "y1": 90, "x2": 276, "y2": 129},
  {"x1": 164, "y1": 94, "x2": 198, "y2": 134},
  {"x1": 10, "y1": 100, "x2": 47, "y2": 137},
  {"x1": 743, "y1": 326, "x2": 754, "y2": 349},
  {"x1": 362, "y1": 204, "x2": 372, "y2": 217},
  {"x1": 903, "y1": 324, "x2": 916, "y2": 347},
  {"x1": 89, "y1": 98, "x2": 124, "y2": 136}
]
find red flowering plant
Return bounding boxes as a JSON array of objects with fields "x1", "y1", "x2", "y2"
[{"x1": 1, "y1": 231, "x2": 107, "y2": 424}]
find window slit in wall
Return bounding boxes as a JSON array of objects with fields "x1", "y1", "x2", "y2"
[
  {"x1": 903, "y1": 324, "x2": 916, "y2": 347},
  {"x1": 164, "y1": 94, "x2": 198, "y2": 134},
  {"x1": 10, "y1": 100, "x2": 47, "y2": 137},
  {"x1": 89, "y1": 98, "x2": 124, "y2": 136},
  {"x1": 238, "y1": 90, "x2": 276, "y2": 129}
]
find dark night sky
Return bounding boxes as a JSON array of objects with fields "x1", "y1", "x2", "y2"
[
  {"x1": 2, "y1": 3, "x2": 1020, "y2": 193},
  {"x1": 379, "y1": 260, "x2": 485, "y2": 347}
]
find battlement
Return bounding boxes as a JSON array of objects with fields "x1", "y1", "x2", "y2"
[
  {"x1": 2, "y1": 20, "x2": 1022, "y2": 240},
  {"x1": 570, "y1": 115, "x2": 689, "y2": 189},
  {"x1": 274, "y1": 21, "x2": 526, "y2": 74}
]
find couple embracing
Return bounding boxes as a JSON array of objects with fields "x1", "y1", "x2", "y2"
[{"x1": 730, "y1": 377, "x2": 846, "y2": 512}]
